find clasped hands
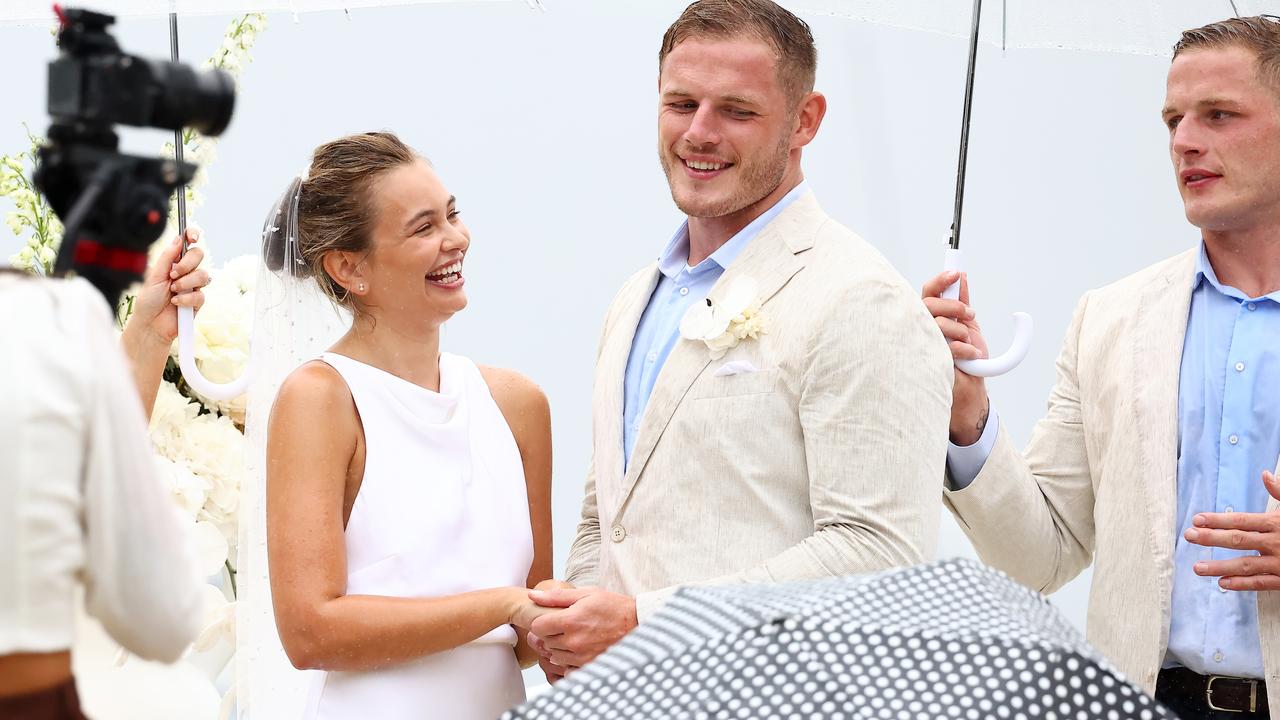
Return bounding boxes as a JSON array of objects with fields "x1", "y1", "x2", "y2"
[
  {"x1": 516, "y1": 580, "x2": 638, "y2": 684},
  {"x1": 1185, "y1": 469, "x2": 1280, "y2": 592}
]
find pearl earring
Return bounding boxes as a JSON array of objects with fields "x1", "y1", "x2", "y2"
[{"x1": 357, "y1": 283, "x2": 366, "y2": 292}]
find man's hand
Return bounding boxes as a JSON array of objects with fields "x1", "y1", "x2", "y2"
[
  {"x1": 533, "y1": 578, "x2": 576, "y2": 592},
  {"x1": 1186, "y1": 470, "x2": 1280, "y2": 591},
  {"x1": 526, "y1": 579, "x2": 576, "y2": 683},
  {"x1": 528, "y1": 587, "x2": 637, "y2": 670},
  {"x1": 527, "y1": 632, "x2": 569, "y2": 684},
  {"x1": 922, "y1": 270, "x2": 991, "y2": 445}
]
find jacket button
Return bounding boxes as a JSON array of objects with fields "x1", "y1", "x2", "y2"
[{"x1": 611, "y1": 525, "x2": 626, "y2": 543}]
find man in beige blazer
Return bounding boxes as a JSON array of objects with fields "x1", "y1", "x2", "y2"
[
  {"x1": 526, "y1": 0, "x2": 953, "y2": 679},
  {"x1": 924, "y1": 17, "x2": 1280, "y2": 718}
]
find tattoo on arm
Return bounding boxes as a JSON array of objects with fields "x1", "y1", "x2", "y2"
[{"x1": 975, "y1": 404, "x2": 990, "y2": 437}]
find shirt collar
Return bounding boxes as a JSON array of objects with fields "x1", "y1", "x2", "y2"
[
  {"x1": 655, "y1": 181, "x2": 809, "y2": 280},
  {"x1": 1193, "y1": 241, "x2": 1280, "y2": 304}
]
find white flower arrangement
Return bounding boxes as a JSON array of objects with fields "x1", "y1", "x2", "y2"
[
  {"x1": 177, "y1": 254, "x2": 259, "y2": 425},
  {"x1": 1, "y1": 128, "x2": 62, "y2": 274},
  {"x1": 679, "y1": 275, "x2": 769, "y2": 359},
  {"x1": 150, "y1": 380, "x2": 247, "y2": 548}
]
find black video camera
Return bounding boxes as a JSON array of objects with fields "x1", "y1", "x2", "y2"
[{"x1": 33, "y1": 6, "x2": 236, "y2": 307}]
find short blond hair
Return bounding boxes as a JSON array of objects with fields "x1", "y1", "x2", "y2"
[
  {"x1": 659, "y1": 0, "x2": 817, "y2": 106},
  {"x1": 1173, "y1": 16, "x2": 1280, "y2": 95}
]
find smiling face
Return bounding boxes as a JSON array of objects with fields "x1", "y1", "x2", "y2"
[
  {"x1": 1163, "y1": 44, "x2": 1280, "y2": 233},
  {"x1": 657, "y1": 36, "x2": 799, "y2": 223},
  {"x1": 355, "y1": 159, "x2": 470, "y2": 327}
]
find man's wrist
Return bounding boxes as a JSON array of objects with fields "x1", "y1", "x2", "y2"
[
  {"x1": 949, "y1": 395, "x2": 990, "y2": 446},
  {"x1": 627, "y1": 596, "x2": 638, "y2": 627}
]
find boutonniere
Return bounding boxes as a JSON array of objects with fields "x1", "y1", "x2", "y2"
[{"x1": 679, "y1": 276, "x2": 768, "y2": 360}]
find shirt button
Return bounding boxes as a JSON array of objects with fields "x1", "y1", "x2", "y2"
[
  {"x1": 646, "y1": 351, "x2": 657, "y2": 363},
  {"x1": 1214, "y1": 651, "x2": 1224, "y2": 663},
  {"x1": 611, "y1": 525, "x2": 626, "y2": 543},
  {"x1": 1235, "y1": 362, "x2": 1245, "y2": 372},
  {"x1": 679, "y1": 287, "x2": 689, "y2": 296},
  {"x1": 1229, "y1": 434, "x2": 1240, "y2": 445},
  {"x1": 1226, "y1": 506, "x2": 1234, "y2": 513},
  {"x1": 1247, "y1": 302, "x2": 1257, "y2": 311}
]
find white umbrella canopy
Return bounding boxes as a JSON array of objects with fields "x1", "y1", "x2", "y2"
[
  {"x1": 789, "y1": 0, "x2": 1275, "y2": 55},
  {"x1": 0, "y1": 0, "x2": 542, "y2": 24}
]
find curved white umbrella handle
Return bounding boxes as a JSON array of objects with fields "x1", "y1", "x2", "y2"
[
  {"x1": 177, "y1": 305, "x2": 254, "y2": 400},
  {"x1": 941, "y1": 248, "x2": 1032, "y2": 378}
]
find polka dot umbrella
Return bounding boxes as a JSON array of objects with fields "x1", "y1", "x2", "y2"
[{"x1": 504, "y1": 558, "x2": 1173, "y2": 720}]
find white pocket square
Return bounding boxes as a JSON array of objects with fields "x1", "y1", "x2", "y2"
[{"x1": 712, "y1": 360, "x2": 759, "y2": 377}]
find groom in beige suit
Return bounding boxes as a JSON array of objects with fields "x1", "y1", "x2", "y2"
[
  {"x1": 924, "y1": 17, "x2": 1280, "y2": 719},
  {"x1": 526, "y1": 0, "x2": 953, "y2": 679}
]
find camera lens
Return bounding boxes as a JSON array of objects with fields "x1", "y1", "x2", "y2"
[{"x1": 148, "y1": 60, "x2": 236, "y2": 136}]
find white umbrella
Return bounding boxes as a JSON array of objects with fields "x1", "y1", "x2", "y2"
[
  {"x1": 2, "y1": 0, "x2": 542, "y2": 24},
  {"x1": 792, "y1": 0, "x2": 1260, "y2": 55},
  {"x1": 787, "y1": 0, "x2": 1271, "y2": 377}
]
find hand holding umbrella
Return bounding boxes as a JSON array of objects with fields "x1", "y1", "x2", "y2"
[{"x1": 938, "y1": 0, "x2": 1032, "y2": 379}]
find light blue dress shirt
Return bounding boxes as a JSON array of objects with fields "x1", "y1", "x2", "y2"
[
  {"x1": 1166, "y1": 245, "x2": 1280, "y2": 677},
  {"x1": 946, "y1": 243, "x2": 1280, "y2": 678},
  {"x1": 622, "y1": 182, "x2": 808, "y2": 467}
]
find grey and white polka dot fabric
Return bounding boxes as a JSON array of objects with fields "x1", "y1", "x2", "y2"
[{"x1": 504, "y1": 558, "x2": 1172, "y2": 719}]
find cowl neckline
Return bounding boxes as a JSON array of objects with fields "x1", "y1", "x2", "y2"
[{"x1": 321, "y1": 351, "x2": 460, "y2": 425}]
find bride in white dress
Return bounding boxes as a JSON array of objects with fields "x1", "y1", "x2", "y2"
[{"x1": 258, "y1": 132, "x2": 553, "y2": 720}]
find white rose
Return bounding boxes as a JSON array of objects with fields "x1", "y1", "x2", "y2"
[
  {"x1": 192, "y1": 521, "x2": 229, "y2": 577},
  {"x1": 184, "y1": 256, "x2": 258, "y2": 423},
  {"x1": 149, "y1": 381, "x2": 201, "y2": 458},
  {"x1": 704, "y1": 330, "x2": 739, "y2": 360},
  {"x1": 218, "y1": 255, "x2": 258, "y2": 294},
  {"x1": 194, "y1": 595, "x2": 236, "y2": 653},
  {"x1": 154, "y1": 454, "x2": 209, "y2": 520},
  {"x1": 679, "y1": 300, "x2": 729, "y2": 343},
  {"x1": 178, "y1": 412, "x2": 245, "y2": 553}
]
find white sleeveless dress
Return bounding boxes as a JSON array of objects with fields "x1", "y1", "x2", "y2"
[{"x1": 302, "y1": 352, "x2": 533, "y2": 720}]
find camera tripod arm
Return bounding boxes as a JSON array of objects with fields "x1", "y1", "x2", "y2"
[{"x1": 176, "y1": 305, "x2": 254, "y2": 401}]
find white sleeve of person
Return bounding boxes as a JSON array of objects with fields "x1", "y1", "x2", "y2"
[
  {"x1": 79, "y1": 279, "x2": 204, "y2": 662},
  {"x1": 946, "y1": 411, "x2": 1000, "y2": 491}
]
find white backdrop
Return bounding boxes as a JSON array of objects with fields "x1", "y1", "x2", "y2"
[{"x1": 0, "y1": 0, "x2": 1219, "y2": 712}]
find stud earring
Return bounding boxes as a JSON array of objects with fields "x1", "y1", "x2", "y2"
[{"x1": 357, "y1": 283, "x2": 366, "y2": 292}]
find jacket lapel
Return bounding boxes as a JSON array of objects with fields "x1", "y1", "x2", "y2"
[
  {"x1": 1131, "y1": 250, "x2": 1197, "y2": 584},
  {"x1": 597, "y1": 267, "x2": 661, "y2": 490},
  {"x1": 614, "y1": 192, "x2": 823, "y2": 517}
]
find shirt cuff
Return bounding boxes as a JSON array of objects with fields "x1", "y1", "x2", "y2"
[
  {"x1": 634, "y1": 585, "x2": 680, "y2": 623},
  {"x1": 946, "y1": 410, "x2": 1000, "y2": 491}
]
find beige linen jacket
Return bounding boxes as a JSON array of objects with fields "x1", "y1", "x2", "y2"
[
  {"x1": 565, "y1": 191, "x2": 954, "y2": 619},
  {"x1": 944, "y1": 249, "x2": 1280, "y2": 714}
]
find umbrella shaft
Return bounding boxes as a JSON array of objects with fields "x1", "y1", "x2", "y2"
[
  {"x1": 951, "y1": 0, "x2": 983, "y2": 251},
  {"x1": 169, "y1": 12, "x2": 188, "y2": 253}
]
